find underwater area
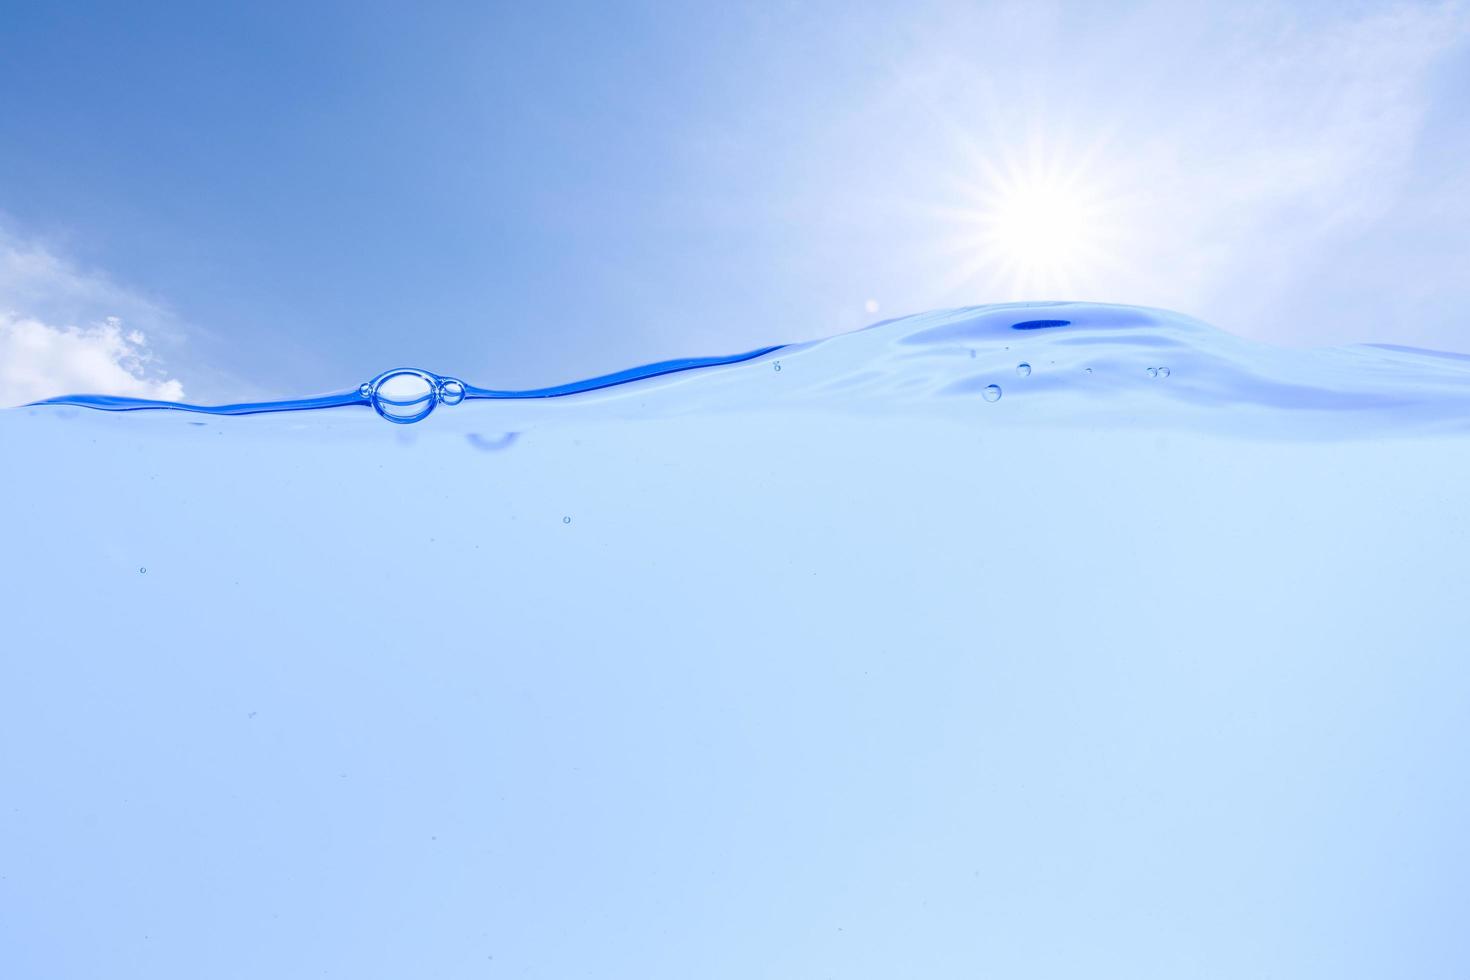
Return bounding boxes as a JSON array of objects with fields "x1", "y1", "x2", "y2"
[{"x1": 4, "y1": 301, "x2": 1470, "y2": 977}]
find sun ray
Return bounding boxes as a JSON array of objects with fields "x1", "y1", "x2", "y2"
[{"x1": 917, "y1": 125, "x2": 1141, "y2": 303}]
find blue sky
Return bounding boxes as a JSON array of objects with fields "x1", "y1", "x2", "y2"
[{"x1": 2, "y1": 0, "x2": 1468, "y2": 403}]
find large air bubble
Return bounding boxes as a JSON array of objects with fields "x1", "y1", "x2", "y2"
[{"x1": 361, "y1": 369, "x2": 470, "y2": 424}]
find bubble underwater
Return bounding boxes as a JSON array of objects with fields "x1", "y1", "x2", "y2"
[{"x1": 6, "y1": 300, "x2": 1470, "y2": 978}]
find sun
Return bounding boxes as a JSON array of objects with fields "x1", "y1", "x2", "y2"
[
  {"x1": 988, "y1": 174, "x2": 1096, "y2": 281},
  {"x1": 931, "y1": 136, "x2": 1124, "y2": 302}
]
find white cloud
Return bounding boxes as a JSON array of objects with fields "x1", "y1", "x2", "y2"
[
  {"x1": 0, "y1": 313, "x2": 184, "y2": 405},
  {"x1": 1119, "y1": 1, "x2": 1470, "y2": 339},
  {"x1": 0, "y1": 227, "x2": 186, "y2": 406}
]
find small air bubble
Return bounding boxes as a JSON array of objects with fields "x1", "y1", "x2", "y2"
[
  {"x1": 773, "y1": 362, "x2": 781, "y2": 372},
  {"x1": 1084, "y1": 367, "x2": 1093, "y2": 375},
  {"x1": 438, "y1": 378, "x2": 466, "y2": 406},
  {"x1": 139, "y1": 567, "x2": 146, "y2": 574},
  {"x1": 1016, "y1": 362, "x2": 1031, "y2": 377},
  {"x1": 563, "y1": 516, "x2": 571, "y2": 524},
  {"x1": 1159, "y1": 366, "x2": 1171, "y2": 378},
  {"x1": 982, "y1": 384, "x2": 1002, "y2": 402},
  {"x1": 358, "y1": 382, "x2": 373, "y2": 399},
  {"x1": 1147, "y1": 367, "x2": 1158, "y2": 378}
]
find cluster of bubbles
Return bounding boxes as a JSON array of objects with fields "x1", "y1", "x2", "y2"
[
  {"x1": 359, "y1": 369, "x2": 468, "y2": 424},
  {"x1": 978, "y1": 362, "x2": 1037, "y2": 403},
  {"x1": 971, "y1": 358, "x2": 1177, "y2": 402},
  {"x1": 979, "y1": 361, "x2": 1038, "y2": 402}
]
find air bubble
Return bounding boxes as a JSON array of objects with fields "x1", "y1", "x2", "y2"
[
  {"x1": 367, "y1": 370, "x2": 439, "y2": 423},
  {"x1": 1016, "y1": 362, "x2": 1031, "y2": 377},
  {"x1": 982, "y1": 384, "x2": 1002, "y2": 402},
  {"x1": 1147, "y1": 367, "x2": 1158, "y2": 378},
  {"x1": 773, "y1": 362, "x2": 782, "y2": 372},
  {"x1": 563, "y1": 516, "x2": 572, "y2": 524},
  {"x1": 438, "y1": 378, "x2": 466, "y2": 406},
  {"x1": 139, "y1": 567, "x2": 146, "y2": 574},
  {"x1": 362, "y1": 369, "x2": 469, "y2": 424},
  {"x1": 1159, "y1": 366, "x2": 1171, "y2": 378},
  {"x1": 1084, "y1": 367, "x2": 1093, "y2": 375}
]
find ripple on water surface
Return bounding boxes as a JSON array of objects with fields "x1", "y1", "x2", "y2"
[{"x1": 20, "y1": 303, "x2": 1470, "y2": 431}]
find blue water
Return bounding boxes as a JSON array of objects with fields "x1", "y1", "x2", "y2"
[
  {"x1": 29, "y1": 346, "x2": 785, "y2": 423},
  {"x1": 5, "y1": 302, "x2": 1470, "y2": 979},
  {"x1": 25, "y1": 302, "x2": 1470, "y2": 431}
]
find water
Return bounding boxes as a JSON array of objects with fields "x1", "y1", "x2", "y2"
[
  {"x1": 5, "y1": 301, "x2": 1470, "y2": 978},
  {"x1": 31, "y1": 300, "x2": 1457, "y2": 432},
  {"x1": 31, "y1": 345, "x2": 783, "y2": 421},
  {"x1": 44, "y1": 301, "x2": 1454, "y2": 429}
]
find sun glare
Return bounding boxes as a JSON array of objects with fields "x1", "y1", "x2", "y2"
[
  {"x1": 989, "y1": 177, "x2": 1095, "y2": 276},
  {"x1": 932, "y1": 136, "x2": 1124, "y2": 302}
]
